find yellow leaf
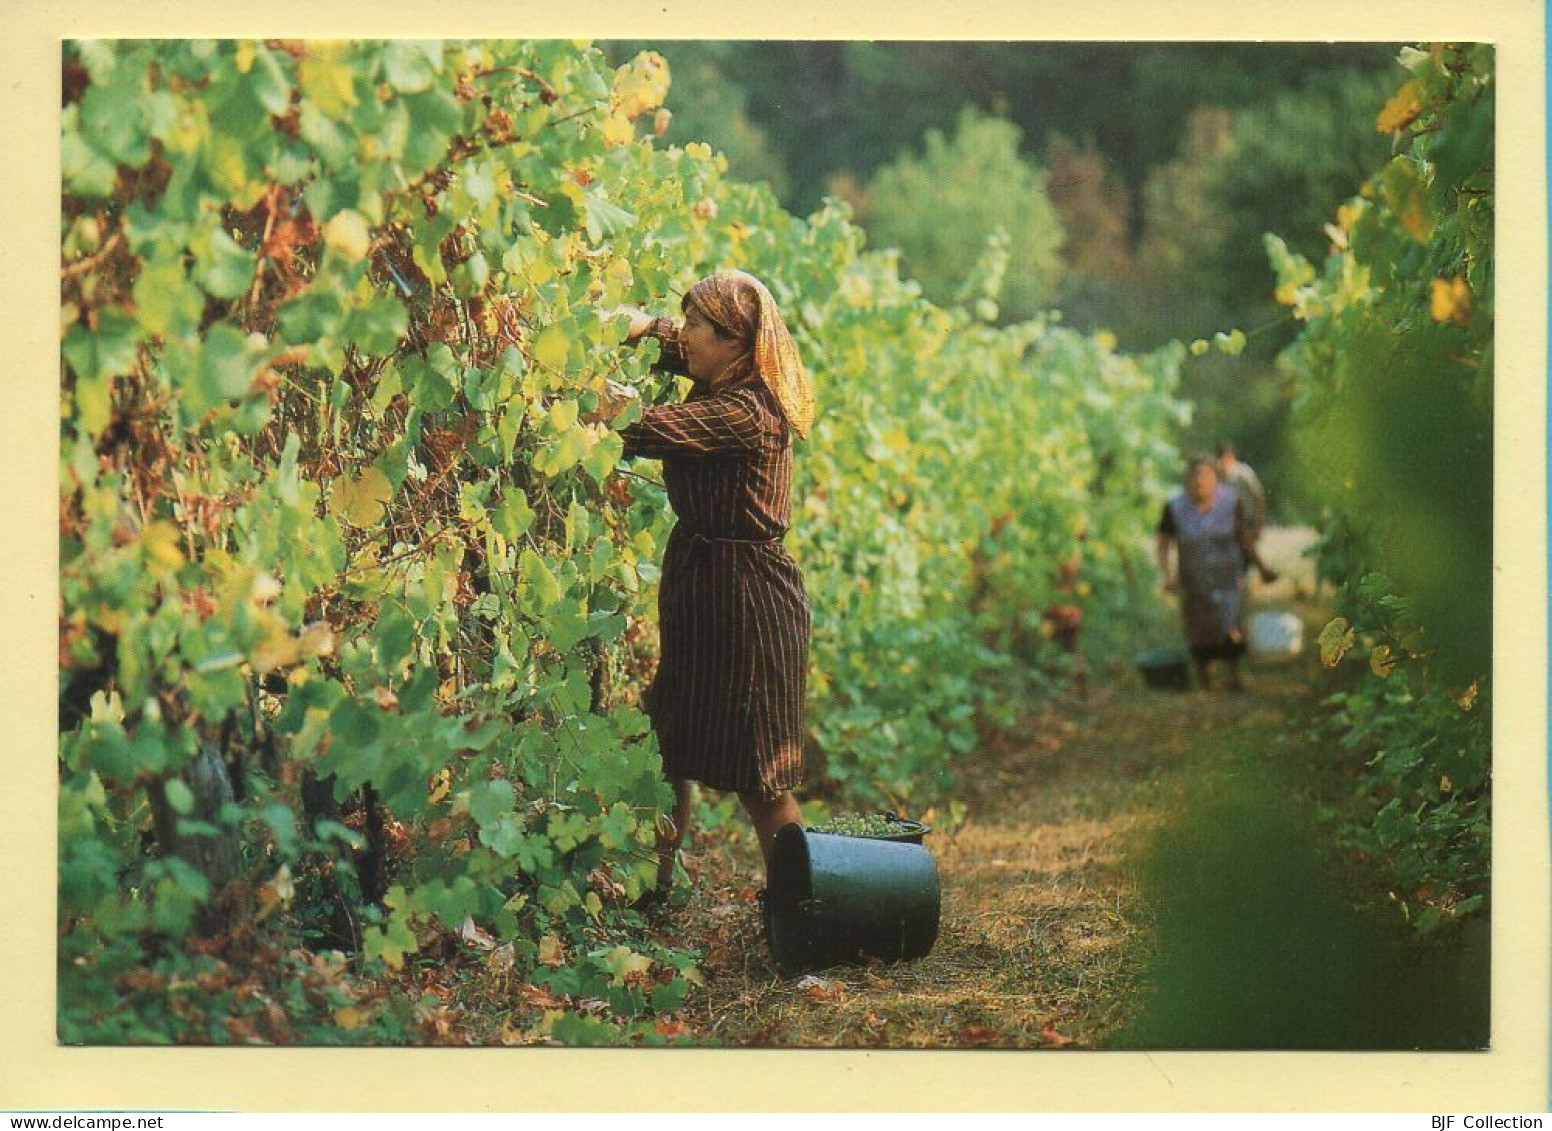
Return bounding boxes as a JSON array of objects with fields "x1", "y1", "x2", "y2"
[
  {"x1": 611, "y1": 52, "x2": 670, "y2": 119},
  {"x1": 323, "y1": 210, "x2": 373, "y2": 261},
  {"x1": 524, "y1": 255, "x2": 556, "y2": 287},
  {"x1": 601, "y1": 257, "x2": 634, "y2": 305},
  {"x1": 1430, "y1": 277, "x2": 1472, "y2": 325},
  {"x1": 1457, "y1": 680, "x2": 1480, "y2": 712},
  {"x1": 1317, "y1": 617, "x2": 1355, "y2": 668},
  {"x1": 428, "y1": 767, "x2": 452, "y2": 805},
  {"x1": 332, "y1": 467, "x2": 393, "y2": 527},
  {"x1": 249, "y1": 572, "x2": 283, "y2": 605},
  {"x1": 141, "y1": 521, "x2": 186, "y2": 574},
  {"x1": 1375, "y1": 79, "x2": 1424, "y2": 134},
  {"x1": 299, "y1": 45, "x2": 359, "y2": 119},
  {"x1": 1440, "y1": 775, "x2": 1453, "y2": 794},
  {"x1": 89, "y1": 689, "x2": 126, "y2": 725},
  {"x1": 548, "y1": 397, "x2": 579, "y2": 431},
  {"x1": 235, "y1": 41, "x2": 255, "y2": 75},
  {"x1": 333, "y1": 1005, "x2": 365, "y2": 1030},
  {"x1": 534, "y1": 325, "x2": 570, "y2": 372},
  {"x1": 602, "y1": 111, "x2": 635, "y2": 148},
  {"x1": 252, "y1": 616, "x2": 303, "y2": 674}
]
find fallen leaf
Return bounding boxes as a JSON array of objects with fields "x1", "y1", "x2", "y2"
[
  {"x1": 1040, "y1": 1023, "x2": 1075, "y2": 1048},
  {"x1": 459, "y1": 913, "x2": 497, "y2": 952},
  {"x1": 537, "y1": 934, "x2": 565, "y2": 968},
  {"x1": 795, "y1": 974, "x2": 847, "y2": 1002}
]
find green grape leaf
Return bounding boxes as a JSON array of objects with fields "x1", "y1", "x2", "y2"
[
  {"x1": 194, "y1": 226, "x2": 258, "y2": 300},
  {"x1": 164, "y1": 778, "x2": 195, "y2": 816},
  {"x1": 520, "y1": 549, "x2": 563, "y2": 609},
  {"x1": 494, "y1": 491, "x2": 535, "y2": 544},
  {"x1": 80, "y1": 73, "x2": 152, "y2": 167},
  {"x1": 402, "y1": 88, "x2": 462, "y2": 174},
  {"x1": 382, "y1": 41, "x2": 442, "y2": 94},
  {"x1": 469, "y1": 778, "x2": 516, "y2": 829}
]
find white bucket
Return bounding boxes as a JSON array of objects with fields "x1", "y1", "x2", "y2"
[{"x1": 1248, "y1": 610, "x2": 1304, "y2": 660}]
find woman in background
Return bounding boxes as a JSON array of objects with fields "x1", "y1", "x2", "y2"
[{"x1": 1156, "y1": 454, "x2": 1255, "y2": 691}]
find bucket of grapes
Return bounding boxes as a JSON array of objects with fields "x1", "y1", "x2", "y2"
[
  {"x1": 806, "y1": 811, "x2": 932, "y2": 844},
  {"x1": 762, "y1": 815, "x2": 941, "y2": 976}
]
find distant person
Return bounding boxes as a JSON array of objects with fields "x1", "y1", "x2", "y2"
[
  {"x1": 1157, "y1": 454, "x2": 1255, "y2": 692},
  {"x1": 1215, "y1": 440, "x2": 1279, "y2": 585}
]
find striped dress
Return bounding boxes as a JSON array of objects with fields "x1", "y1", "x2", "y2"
[{"x1": 619, "y1": 319, "x2": 810, "y2": 797}]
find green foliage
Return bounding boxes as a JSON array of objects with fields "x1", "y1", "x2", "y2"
[
  {"x1": 58, "y1": 37, "x2": 1183, "y2": 1042},
  {"x1": 1139, "y1": 71, "x2": 1396, "y2": 318},
  {"x1": 1271, "y1": 44, "x2": 1493, "y2": 928},
  {"x1": 857, "y1": 107, "x2": 1067, "y2": 323},
  {"x1": 620, "y1": 42, "x2": 1397, "y2": 217}
]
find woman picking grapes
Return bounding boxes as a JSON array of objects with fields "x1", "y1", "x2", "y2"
[{"x1": 604, "y1": 270, "x2": 815, "y2": 906}]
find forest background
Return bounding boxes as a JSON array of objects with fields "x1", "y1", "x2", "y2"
[{"x1": 601, "y1": 40, "x2": 1401, "y2": 512}]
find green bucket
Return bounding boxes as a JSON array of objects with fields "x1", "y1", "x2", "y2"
[
  {"x1": 763, "y1": 822, "x2": 941, "y2": 976},
  {"x1": 1135, "y1": 647, "x2": 1192, "y2": 691}
]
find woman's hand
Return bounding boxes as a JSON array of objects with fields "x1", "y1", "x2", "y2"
[{"x1": 604, "y1": 305, "x2": 656, "y2": 344}]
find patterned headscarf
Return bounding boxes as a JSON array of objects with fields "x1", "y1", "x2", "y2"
[{"x1": 684, "y1": 269, "x2": 815, "y2": 439}]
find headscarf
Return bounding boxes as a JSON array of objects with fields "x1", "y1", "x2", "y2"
[{"x1": 684, "y1": 269, "x2": 815, "y2": 439}]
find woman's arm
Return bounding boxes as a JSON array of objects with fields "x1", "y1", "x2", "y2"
[
  {"x1": 1155, "y1": 533, "x2": 1177, "y2": 591},
  {"x1": 621, "y1": 389, "x2": 772, "y2": 460},
  {"x1": 1233, "y1": 490, "x2": 1257, "y2": 563}
]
